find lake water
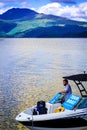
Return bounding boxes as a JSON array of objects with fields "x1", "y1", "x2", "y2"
[{"x1": 0, "y1": 38, "x2": 87, "y2": 130}]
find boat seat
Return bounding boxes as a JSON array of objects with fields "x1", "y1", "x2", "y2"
[
  {"x1": 46, "y1": 102, "x2": 61, "y2": 113},
  {"x1": 75, "y1": 97, "x2": 87, "y2": 109},
  {"x1": 62, "y1": 94, "x2": 81, "y2": 110},
  {"x1": 49, "y1": 93, "x2": 64, "y2": 104}
]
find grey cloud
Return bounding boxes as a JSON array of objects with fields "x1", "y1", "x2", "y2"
[{"x1": 51, "y1": 0, "x2": 76, "y2": 4}]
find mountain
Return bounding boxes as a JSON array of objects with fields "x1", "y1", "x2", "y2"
[
  {"x1": 0, "y1": 8, "x2": 38, "y2": 20},
  {"x1": 0, "y1": 8, "x2": 87, "y2": 38}
]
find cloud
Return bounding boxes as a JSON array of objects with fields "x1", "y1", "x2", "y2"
[
  {"x1": 0, "y1": 0, "x2": 17, "y2": 5},
  {"x1": 20, "y1": 1, "x2": 31, "y2": 8},
  {"x1": 0, "y1": 0, "x2": 26, "y2": 3},
  {"x1": 51, "y1": 0, "x2": 76, "y2": 4},
  {"x1": 0, "y1": 2, "x2": 4, "y2": 7},
  {"x1": 0, "y1": 2, "x2": 6, "y2": 14},
  {"x1": 0, "y1": 7, "x2": 14, "y2": 14},
  {"x1": 38, "y1": 3, "x2": 61, "y2": 15},
  {"x1": 38, "y1": 2, "x2": 87, "y2": 22},
  {"x1": 20, "y1": 2, "x2": 28, "y2": 8},
  {"x1": 0, "y1": 1, "x2": 14, "y2": 14},
  {"x1": 0, "y1": 0, "x2": 87, "y2": 22},
  {"x1": 0, "y1": 0, "x2": 31, "y2": 14},
  {"x1": 0, "y1": 0, "x2": 32, "y2": 5}
]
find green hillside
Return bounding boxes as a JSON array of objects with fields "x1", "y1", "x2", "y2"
[{"x1": 0, "y1": 20, "x2": 17, "y2": 37}]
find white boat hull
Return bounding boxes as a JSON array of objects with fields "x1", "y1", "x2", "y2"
[
  {"x1": 16, "y1": 103, "x2": 87, "y2": 130},
  {"x1": 16, "y1": 100, "x2": 87, "y2": 130}
]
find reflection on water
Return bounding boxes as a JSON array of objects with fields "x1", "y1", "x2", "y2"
[{"x1": 0, "y1": 38, "x2": 87, "y2": 130}]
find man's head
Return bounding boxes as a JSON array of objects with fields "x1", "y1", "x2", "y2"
[{"x1": 63, "y1": 79, "x2": 68, "y2": 86}]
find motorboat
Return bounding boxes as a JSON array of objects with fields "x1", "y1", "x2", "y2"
[{"x1": 16, "y1": 73, "x2": 87, "y2": 130}]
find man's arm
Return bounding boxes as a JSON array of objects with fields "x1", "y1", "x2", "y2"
[
  {"x1": 60, "y1": 85, "x2": 69, "y2": 94},
  {"x1": 60, "y1": 89, "x2": 67, "y2": 94}
]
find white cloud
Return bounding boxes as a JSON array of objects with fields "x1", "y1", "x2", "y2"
[
  {"x1": 0, "y1": 2, "x2": 6, "y2": 14},
  {"x1": 79, "y1": 2, "x2": 87, "y2": 15},
  {"x1": 20, "y1": 1, "x2": 31, "y2": 8},
  {"x1": 0, "y1": 7, "x2": 13, "y2": 14},
  {"x1": 20, "y1": 2, "x2": 28, "y2": 8},
  {"x1": 37, "y1": 2, "x2": 87, "y2": 22},
  {"x1": 38, "y1": 3, "x2": 61, "y2": 15},
  {"x1": 0, "y1": 0, "x2": 31, "y2": 14},
  {"x1": 0, "y1": 2, "x2": 4, "y2": 7}
]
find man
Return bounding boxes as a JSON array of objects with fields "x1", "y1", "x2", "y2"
[{"x1": 60, "y1": 79, "x2": 72, "y2": 101}]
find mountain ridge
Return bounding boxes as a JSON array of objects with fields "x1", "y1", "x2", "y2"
[{"x1": 0, "y1": 8, "x2": 87, "y2": 38}]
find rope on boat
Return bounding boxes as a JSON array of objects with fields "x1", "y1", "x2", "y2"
[{"x1": 31, "y1": 109, "x2": 34, "y2": 130}]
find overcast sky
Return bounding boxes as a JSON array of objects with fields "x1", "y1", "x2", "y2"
[{"x1": 0, "y1": 0, "x2": 87, "y2": 22}]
